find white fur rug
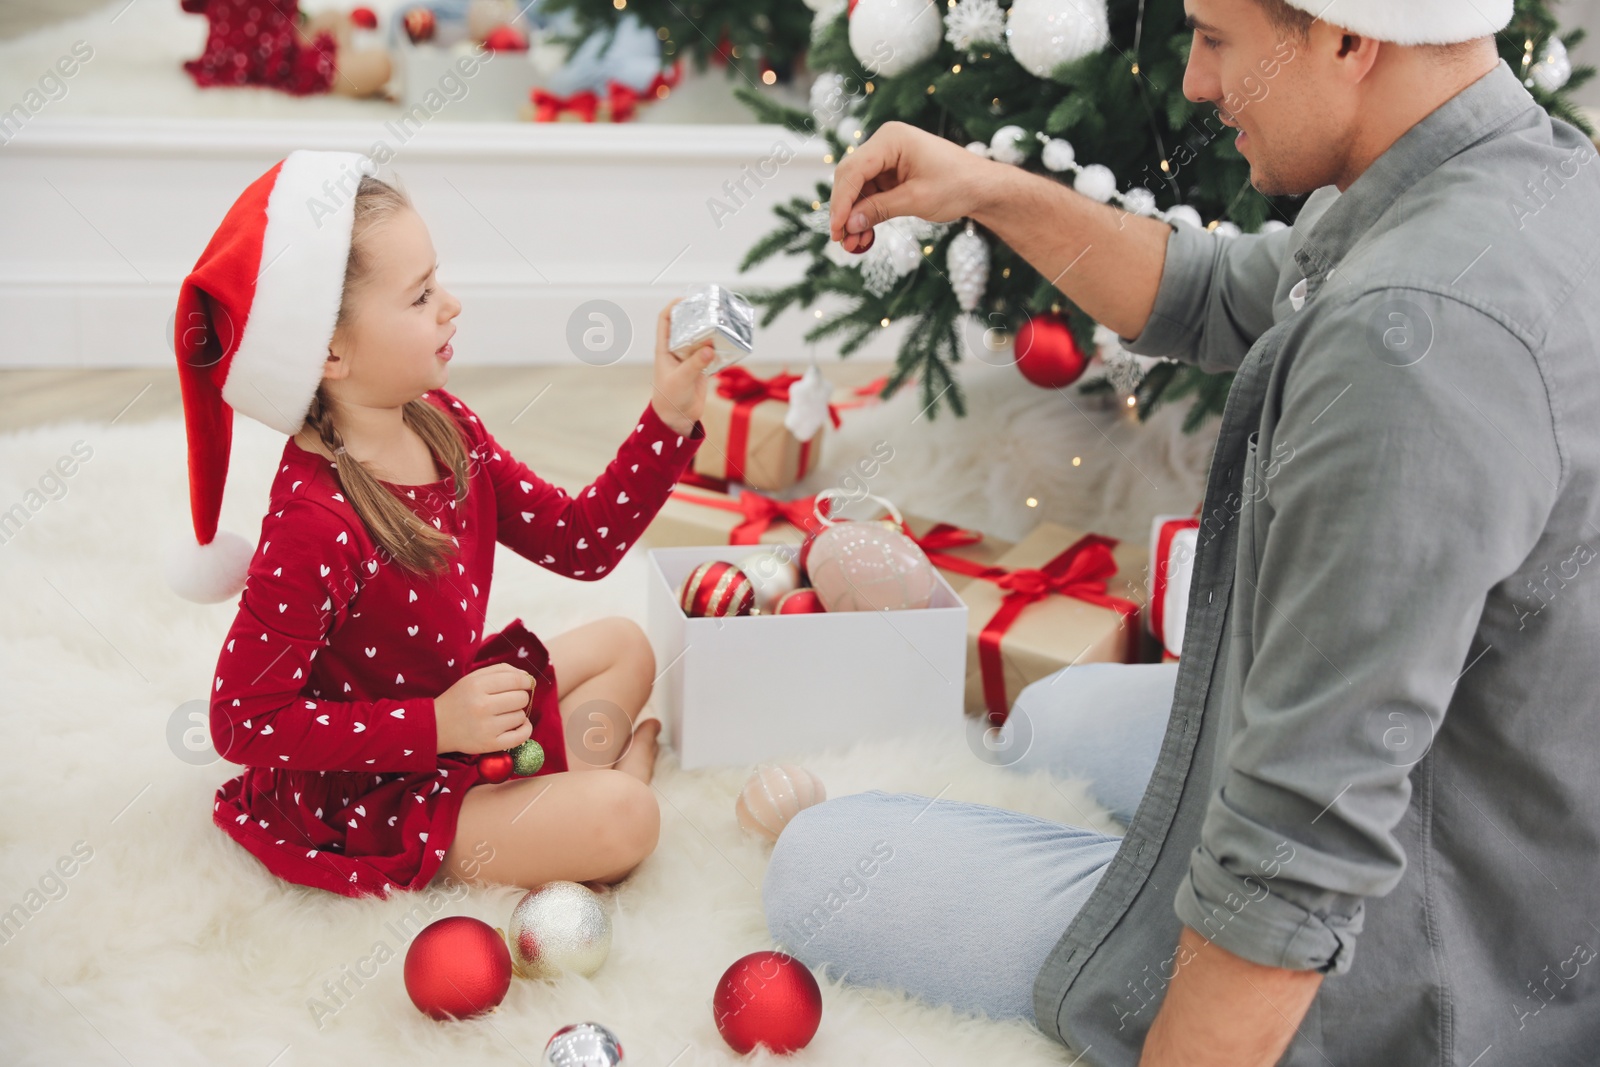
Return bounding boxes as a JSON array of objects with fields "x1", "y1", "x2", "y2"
[{"x1": 0, "y1": 369, "x2": 1210, "y2": 1064}]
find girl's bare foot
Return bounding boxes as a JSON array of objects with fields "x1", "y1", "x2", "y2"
[{"x1": 614, "y1": 718, "x2": 661, "y2": 785}]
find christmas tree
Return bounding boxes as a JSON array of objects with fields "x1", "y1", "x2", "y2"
[{"x1": 734, "y1": 0, "x2": 1593, "y2": 429}]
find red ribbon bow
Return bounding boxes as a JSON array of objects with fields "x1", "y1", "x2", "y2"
[
  {"x1": 532, "y1": 87, "x2": 599, "y2": 123},
  {"x1": 667, "y1": 481, "x2": 832, "y2": 544},
  {"x1": 927, "y1": 534, "x2": 1140, "y2": 726},
  {"x1": 605, "y1": 61, "x2": 683, "y2": 122},
  {"x1": 711, "y1": 367, "x2": 840, "y2": 485}
]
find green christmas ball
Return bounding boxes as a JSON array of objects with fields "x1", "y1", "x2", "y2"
[{"x1": 511, "y1": 738, "x2": 545, "y2": 777}]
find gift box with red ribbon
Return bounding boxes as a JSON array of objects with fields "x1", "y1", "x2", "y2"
[
  {"x1": 645, "y1": 475, "x2": 831, "y2": 548},
  {"x1": 1148, "y1": 510, "x2": 1201, "y2": 662},
  {"x1": 944, "y1": 521, "x2": 1150, "y2": 724},
  {"x1": 692, "y1": 367, "x2": 840, "y2": 492}
]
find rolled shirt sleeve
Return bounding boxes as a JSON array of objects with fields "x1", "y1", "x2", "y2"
[
  {"x1": 1172, "y1": 289, "x2": 1560, "y2": 973},
  {"x1": 1119, "y1": 220, "x2": 1297, "y2": 374}
]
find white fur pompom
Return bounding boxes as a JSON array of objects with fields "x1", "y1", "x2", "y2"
[
  {"x1": 988, "y1": 125, "x2": 1031, "y2": 165},
  {"x1": 1073, "y1": 163, "x2": 1118, "y2": 203},
  {"x1": 965, "y1": 140, "x2": 990, "y2": 158},
  {"x1": 1213, "y1": 221, "x2": 1242, "y2": 238},
  {"x1": 1121, "y1": 186, "x2": 1158, "y2": 216},
  {"x1": 1165, "y1": 204, "x2": 1204, "y2": 229},
  {"x1": 165, "y1": 529, "x2": 253, "y2": 604},
  {"x1": 1040, "y1": 138, "x2": 1076, "y2": 173}
]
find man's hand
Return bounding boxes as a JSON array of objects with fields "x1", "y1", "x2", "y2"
[
  {"x1": 828, "y1": 121, "x2": 995, "y2": 253},
  {"x1": 1139, "y1": 926, "x2": 1324, "y2": 1067},
  {"x1": 650, "y1": 297, "x2": 715, "y2": 436}
]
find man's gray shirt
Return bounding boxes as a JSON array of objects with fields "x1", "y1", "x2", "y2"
[{"x1": 1033, "y1": 60, "x2": 1600, "y2": 1065}]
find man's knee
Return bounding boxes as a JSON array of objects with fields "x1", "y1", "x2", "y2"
[{"x1": 762, "y1": 793, "x2": 899, "y2": 954}]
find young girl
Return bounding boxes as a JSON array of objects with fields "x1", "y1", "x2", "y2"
[{"x1": 168, "y1": 149, "x2": 717, "y2": 898}]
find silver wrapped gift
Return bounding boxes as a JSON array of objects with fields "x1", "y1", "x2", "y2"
[{"x1": 668, "y1": 283, "x2": 754, "y2": 374}]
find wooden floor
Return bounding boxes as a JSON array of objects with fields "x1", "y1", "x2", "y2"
[{"x1": 0, "y1": 362, "x2": 894, "y2": 493}]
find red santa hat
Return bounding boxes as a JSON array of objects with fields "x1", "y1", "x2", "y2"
[
  {"x1": 1281, "y1": 0, "x2": 1511, "y2": 45},
  {"x1": 165, "y1": 149, "x2": 377, "y2": 603}
]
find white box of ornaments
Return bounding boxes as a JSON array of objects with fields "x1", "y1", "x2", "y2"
[{"x1": 643, "y1": 502, "x2": 970, "y2": 771}]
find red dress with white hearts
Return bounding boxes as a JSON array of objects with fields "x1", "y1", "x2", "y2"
[
  {"x1": 209, "y1": 387, "x2": 704, "y2": 897},
  {"x1": 180, "y1": 0, "x2": 338, "y2": 96}
]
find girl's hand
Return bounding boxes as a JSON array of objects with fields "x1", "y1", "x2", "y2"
[
  {"x1": 651, "y1": 297, "x2": 716, "y2": 437},
  {"x1": 434, "y1": 664, "x2": 536, "y2": 755}
]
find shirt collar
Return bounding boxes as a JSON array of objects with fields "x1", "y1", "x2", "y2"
[{"x1": 1294, "y1": 60, "x2": 1536, "y2": 284}]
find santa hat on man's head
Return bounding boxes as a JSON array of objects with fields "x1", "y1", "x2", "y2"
[
  {"x1": 165, "y1": 149, "x2": 377, "y2": 604},
  {"x1": 1280, "y1": 0, "x2": 1511, "y2": 45}
]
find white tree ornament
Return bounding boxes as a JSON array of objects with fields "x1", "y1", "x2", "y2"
[
  {"x1": 1006, "y1": 0, "x2": 1110, "y2": 80},
  {"x1": 989, "y1": 124, "x2": 1031, "y2": 164},
  {"x1": 946, "y1": 221, "x2": 990, "y2": 312},
  {"x1": 850, "y1": 0, "x2": 944, "y2": 78},
  {"x1": 945, "y1": 0, "x2": 1007, "y2": 52}
]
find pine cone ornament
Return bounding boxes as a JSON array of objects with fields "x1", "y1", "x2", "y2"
[{"x1": 946, "y1": 222, "x2": 989, "y2": 312}]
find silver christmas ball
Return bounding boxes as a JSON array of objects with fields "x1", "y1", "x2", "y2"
[
  {"x1": 1529, "y1": 37, "x2": 1572, "y2": 94},
  {"x1": 849, "y1": 0, "x2": 943, "y2": 77},
  {"x1": 543, "y1": 1021, "x2": 625, "y2": 1066},
  {"x1": 508, "y1": 881, "x2": 612, "y2": 980}
]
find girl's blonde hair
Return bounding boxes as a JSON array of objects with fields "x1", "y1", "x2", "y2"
[{"x1": 304, "y1": 174, "x2": 471, "y2": 578}]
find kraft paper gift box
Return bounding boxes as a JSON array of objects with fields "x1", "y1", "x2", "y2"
[
  {"x1": 959, "y1": 521, "x2": 1150, "y2": 723},
  {"x1": 644, "y1": 545, "x2": 969, "y2": 769},
  {"x1": 899, "y1": 517, "x2": 1016, "y2": 594},
  {"x1": 692, "y1": 368, "x2": 831, "y2": 493}
]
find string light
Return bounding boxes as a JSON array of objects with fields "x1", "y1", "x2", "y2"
[
  {"x1": 952, "y1": 63, "x2": 962, "y2": 73},
  {"x1": 612, "y1": 0, "x2": 625, "y2": 8},
  {"x1": 1126, "y1": 396, "x2": 1138, "y2": 407},
  {"x1": 880, "y1": 317, "x2": 891, "y2": 327},
  {"x1": 815, "y1": 309, "x2": 824, "y2": 318},
  {"x1": 1025, "y1": 497, "x2": 1039, "y2": 508},
  {"x1": 1072, "y1": 457, "x2": 1081, "y2": 466},
  {"x1": 763, "y1": 70, "x2": 777, "y2": 84}
]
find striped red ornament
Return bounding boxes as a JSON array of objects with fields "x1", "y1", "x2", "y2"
[{"x1": 679, "y1": 561, "x2": 756, "y2": 618}]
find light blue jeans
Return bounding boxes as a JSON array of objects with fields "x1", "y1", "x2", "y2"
[{"x1": 761, "y1": 661, "x2": 1181, "y2": 1024}]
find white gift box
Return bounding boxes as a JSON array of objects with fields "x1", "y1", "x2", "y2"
[{"x1": 645, "y1": 545, "x2": 970, "y2": 770}]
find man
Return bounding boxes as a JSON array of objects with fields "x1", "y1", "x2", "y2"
[{"x1": 763, "y1": 0, "x2": 1600, "y2": 1063}]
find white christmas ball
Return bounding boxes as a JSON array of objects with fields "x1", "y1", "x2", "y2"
[
  {"x1": 1165, "y1": 204, "x2": 1204, "y2": 229},
  {"x1": 802, "y1": 0, "x2": 838, "y2": 10},
  {"x1": 850, "y1": 0, "x2": 944, "y2": 78},
  {"x1": 989, "y1": 124, "x2": 1031, "y2": 165},
  {"x1": 1530, "y1": 37, "x2": 1572, "y2": 93},
  {"x1": 1073, "y1": 163, "x2": 1117, "y2": 203},
  {"x1": 835, "y1": 113, "x2": 865, "y2": 144},
  {"x1": 1259, "y1": 219, "x2": 1289, "y2": 234},
  {"x1": 737, "y1": 547, "x2": 802, "y2": 613},
  {"x1": 1122, "y1": 186, "x2": 1158, "y2": 216},
  {"x1": 809, "y1": 71, "x2": 849, "y2": 122},
  {"x1": 1006, "y1": 0, "x2": 1110, "y2": 81},
  {"x1": 1213, "y1": 221, "x2": 1242, "y2": 238},
  {"x1": 1040, "y1": 137, "x2": 1076, "y2": 172},
  {"x1": 874, "y1": 220, "x2": 926, "y2": 275},
  {"x1": 965, "y1": 140, "x2": 990, "y2": 157}
]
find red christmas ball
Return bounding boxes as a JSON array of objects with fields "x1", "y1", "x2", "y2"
[
  {"x1": 1014, "y1": 313, "x2": 1089, "y2": 388},
  {"x1": 401, "y1": 7, "x2": 436, "y2": 43},
  {"x1": 712, "y1": 951, "x2": 823, "y2": 1054},
  {"x1": 483, "y1": 24, "x2": 528, "y2": 51},
  {"x1": 477, "y1": 751, "x2": 513, "y2": 783},
  {"x1": 678, "y1": 561, "x2": 756, "y2": 618},
  {"x1": 403, "y1": 917, "x2": 513, "y2": 1021},
  {"x1": 773, "y1": 589, "x2": 826, "y2": 615},
  {"x1": 349, "y1": 6, "x2": 378, "y2": 29}
]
